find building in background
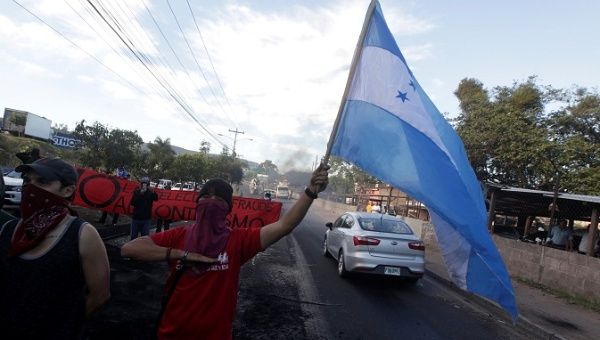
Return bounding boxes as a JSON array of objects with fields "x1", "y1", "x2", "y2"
[{"x1": 3, "y1": 108, "x2": 52, "y2": 140}]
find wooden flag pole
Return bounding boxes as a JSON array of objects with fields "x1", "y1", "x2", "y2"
[{"x1": 322, "y1": 0, "x2": 378, "y2": 166}]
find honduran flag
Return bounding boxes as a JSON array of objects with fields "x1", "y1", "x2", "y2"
[{"x1": 330, "y1": 0, "x2": 518, "y2": 320}]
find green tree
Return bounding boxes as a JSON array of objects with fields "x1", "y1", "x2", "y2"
[
  {"x1": 169, "y1": 153, "x2": 208, "y2": 184},
  {"x1": 257, "y1": 160, "x2": 279, "y2": 178},
  {"x1": 146, "y1": 137, "x2": 176, "y2": 180},
  {"x1": 544, "y1": 89, "x2": 600, "y2": 194},
  {"x1": 52, "y1": 123, "x2": 70, "y2": 134},
  {"x1": 73, "y1": 120, "x2": 109, "y2": 170},
  {"x1": 328, "y1": 156, "x2": 377, "y2": 196},
  {"x1": 210, "y1": 153, "x2": 245, "y2": 184},
  {"x1": 102, "y1": 128, "x2": 144, "y2": 173},
  {"x1": 454, "y1": 77, "x2": 600, "y2": 195},
  {"x1": 199, "y1": 140, "x2": 211, "y2": 154}
]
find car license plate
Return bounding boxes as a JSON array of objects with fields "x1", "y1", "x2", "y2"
[{"x1": 384, "y1": 266, "x2": 401, "y2": 276}]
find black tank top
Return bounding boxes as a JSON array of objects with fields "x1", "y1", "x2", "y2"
[{"x1": 0, "y1": 217, "x2": 87, "y2": 340}]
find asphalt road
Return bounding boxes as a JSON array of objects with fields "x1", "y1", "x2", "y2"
[
  {"x1": 284, "y1": 200, "x2": 528, "y2": 340},
  {"x1": 85, "y1": 199, "x2": 529, "y2": 339}
]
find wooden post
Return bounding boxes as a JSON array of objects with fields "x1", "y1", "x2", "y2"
[
  {"x1": 523, "y1": 216, "x2": 532, "y2": 238},
  {"x1": 587, "y1": 207, "x2": 599, "y2": 257},
  {"x1": 487, "y1": 190, "x2": 497, "y2": 233}
]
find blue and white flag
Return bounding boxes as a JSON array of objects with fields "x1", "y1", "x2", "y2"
[{"x1": 330, "y1": 1, "x2": 518, "y2": 319}]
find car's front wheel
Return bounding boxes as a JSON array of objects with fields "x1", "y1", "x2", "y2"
[
  {"x1": 337, "y1": 249, "x2": 348, "y2": 277},
  {"x1": 322, "y1": 236, "x2": 330, "y2": 258}
]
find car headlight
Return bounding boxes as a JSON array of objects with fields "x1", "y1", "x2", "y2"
[{"x1": 6, "y1": 186, "x2": 21, "y2": 192}]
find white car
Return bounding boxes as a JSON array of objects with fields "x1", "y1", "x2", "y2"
[
  {"x1": 276, "y1": 186, "x2": 290, "y2": 199},
  {"x1": 323, "y1": 212, "x2": 425, "y2": 282},
  {"x1": 3, "y1": 171, "x2": 23, "y2": 206},
  {"x1": 171, "y1": 182, "x2": 195, "y2": 191}
]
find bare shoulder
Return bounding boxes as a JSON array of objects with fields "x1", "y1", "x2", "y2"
[{"x1": 78, "y1": 221, "x2": 105, "y2": 256}]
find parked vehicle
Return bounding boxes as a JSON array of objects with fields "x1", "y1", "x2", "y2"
[
  {"x1": 1, "y1": 166, "x2": 14, "y2": 175},
  {"x1": 276, "y1": 186, "x2": 290, "y2": 199},
  {"x1": 157, "y1": 179, "x2": 172, "y2": 189},
  {"x1": 171, "y1": 182, "x2": 195, "y2": 191},
  {"x1": 3, "y1": 170, "x2": 23, "y2": 206},
  {"x1": 3, "y1": 108, "x2": 52, "y2": 140},
  {"x1": 323, "y1": 212, "x2": 425, "y2": 282}
]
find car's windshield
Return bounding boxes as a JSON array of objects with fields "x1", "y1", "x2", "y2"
[
  {"x1": 6, "y1": 171, "x2": 22, "y2": 179},
  {"x1": 358, "y1": 217, "x2": 414, "y2": 234}
]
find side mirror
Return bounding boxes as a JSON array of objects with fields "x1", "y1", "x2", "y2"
[{"x1": 326, "y1": 222, "x2": 333, "y2": 230}]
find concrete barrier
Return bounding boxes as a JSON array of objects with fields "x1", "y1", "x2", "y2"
[{"x1": 421, "y1": 223, "x2": 600, "y2": 303}]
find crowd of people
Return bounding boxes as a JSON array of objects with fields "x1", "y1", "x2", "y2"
[
  {"x1": 0, "y1": 154, "x2": 330, "y2": 339},
  {"x1": 544, "y1": 219, "x2": 600, "y2": 256}
]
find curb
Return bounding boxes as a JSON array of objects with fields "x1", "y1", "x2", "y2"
[{"x1": 424, "y1": 268, "x2": 568, "y2": 340}]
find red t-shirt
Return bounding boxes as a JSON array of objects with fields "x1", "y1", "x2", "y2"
[{"x1": 151, "y1": 227, "x2": 263, "y2": 340}]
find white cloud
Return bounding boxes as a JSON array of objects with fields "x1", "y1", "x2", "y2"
[{"x1": 0, "y1": 0, "x2": 437, "y2": 168}]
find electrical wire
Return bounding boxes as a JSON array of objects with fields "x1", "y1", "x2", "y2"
[
  {"x1": 165, "y1": 0, "x2": 238, "y2": 129},
  {"x1": 12, "y1": 0, "x2": 143, "y2": 96},
  {"x1": 138, "y1": 0, "x2": 233, "y2": 130},
  {"x1": 186, "y1": 0, "x2": 237, "y2": 120},
  {"x1": 85, "y1": 0, "x2": 227, "y2": 147},
  {"x1": 66, "y1": 0, "x2": 215, "y2": 142}
]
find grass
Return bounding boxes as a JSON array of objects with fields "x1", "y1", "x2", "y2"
[{"x1": 515, "y1": 277, "x2": 600, "y2": 314}]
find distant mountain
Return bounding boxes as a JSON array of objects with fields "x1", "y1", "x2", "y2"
[
  {"x1": 140, "y1": 143, "x2": 197, "y2": 155},
  {"x1": 170, "y1": 144, "x2": 198, "y2": 155},
  {"x1": 141, "y1": 143, "x2": 257, "y2": 166}
]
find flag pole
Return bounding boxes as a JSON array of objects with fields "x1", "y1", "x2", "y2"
[{"x1": 322, "y1": 0, "x2": 378, "y2": 165}]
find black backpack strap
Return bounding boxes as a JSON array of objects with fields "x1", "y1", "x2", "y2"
[{"x1": 154, "y1": 258, "x2": 189, "y2": 337}]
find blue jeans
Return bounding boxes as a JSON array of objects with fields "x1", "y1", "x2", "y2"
[{"x1": 130, "y1": 219, "x2": 151, "y2": 240}]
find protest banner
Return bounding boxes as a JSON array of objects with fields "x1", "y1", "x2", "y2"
[{"x1": 72, "y1": 167, "x2": 282, "y2": 227}]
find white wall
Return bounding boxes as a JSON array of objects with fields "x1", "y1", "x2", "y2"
[{"x1": 24, "y1": 113, "x2": 52, "y2": 139}]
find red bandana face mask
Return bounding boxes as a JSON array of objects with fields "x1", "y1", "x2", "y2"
[
  {"x1": 8, "y1": 184, "x2": 71, "y2": 257},
  {"x1": 184, "y1": 198, "x2": 232, "y2": 276}
]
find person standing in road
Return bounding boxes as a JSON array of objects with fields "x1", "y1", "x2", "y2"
[
  {"x1": 121, "y1": 163, "x2": 329, "y2": 340},
  {"x1": 130, "y1": 177, "x2": 159, "y2": 240},
  {"x1": 0, "y1": 157, "x2": 110, "y2": 339}
]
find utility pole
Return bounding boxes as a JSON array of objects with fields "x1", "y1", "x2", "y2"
[{"x1": 228, "y1": 128, "x2": 245, "y2": 156}]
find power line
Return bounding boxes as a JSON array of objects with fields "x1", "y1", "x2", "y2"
[
  {"x1": 140, "y1": 0, "x2": 234, "y2": 130},
  {"x1": 69, "y1": 0, "x2": 217, "y2": 142},
  {"x1": 90, "y1": 0, "x2": 223, "y2": 144},
  {"x1": 165, "y1": 0, "x2": 238, "y2": 129},
  {"x1": 186, "y1": 0, "x2": 237, "y2": 119},
  {"x1": 85, "y1": 0, "x2": 227, "y2": 148},
  {"x1": 11, "y1": 0, "x2": 144, "y2": 95}
]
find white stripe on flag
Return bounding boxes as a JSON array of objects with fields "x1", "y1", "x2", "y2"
[{"x1": 348, "y1": 46, "x2": 451, "y2": 161}]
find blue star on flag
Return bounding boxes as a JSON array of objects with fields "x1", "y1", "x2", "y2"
[
  {"x1": 396, "y1": 90, "x2": 409, "y2": 103},
  {"x1": 408, "y1": 80, "x2": 416, "y2": 91}
]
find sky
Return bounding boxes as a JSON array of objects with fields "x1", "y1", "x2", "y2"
[{"x1": 1, "y1": 0, "x2": 599, "y2": 172}]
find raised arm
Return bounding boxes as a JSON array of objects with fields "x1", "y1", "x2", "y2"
[
  {"x1": 260, "y1": 163, "x2": 329, "y2": 249},
  {"x1": 121, "y1": 236, "x2": 218, "y2": 263},
  {"x1": 79, "y1": 223, "x2": 110, "y2": 317}
]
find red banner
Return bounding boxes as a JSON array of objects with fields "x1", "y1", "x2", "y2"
[{"x1": 72, "y1": 168, "x2": 282, "y2": 228}]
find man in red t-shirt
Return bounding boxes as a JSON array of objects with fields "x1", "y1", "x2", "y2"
[{"x1": 121, "y1": 163, "x2": 329, "y2": 339}]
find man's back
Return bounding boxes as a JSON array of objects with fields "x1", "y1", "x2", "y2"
[
  {"x1": 131, "y1": 189, "x2": 158, "y2": 220},
  {"x1": 0, "y1": 217, "x2": 86, "y2": 339}
]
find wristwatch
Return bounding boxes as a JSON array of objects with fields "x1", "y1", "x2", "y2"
[{"x1": 304, "y1": 187, "x2": 318, "y2": 199}]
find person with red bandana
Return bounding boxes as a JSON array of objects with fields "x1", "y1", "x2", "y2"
[
  {"x1": 121, "y1": 163, "x2": 329, "y2": 340},
  {"x1": 0, "y1": 157, "x2": 110, "y2": 339}
]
